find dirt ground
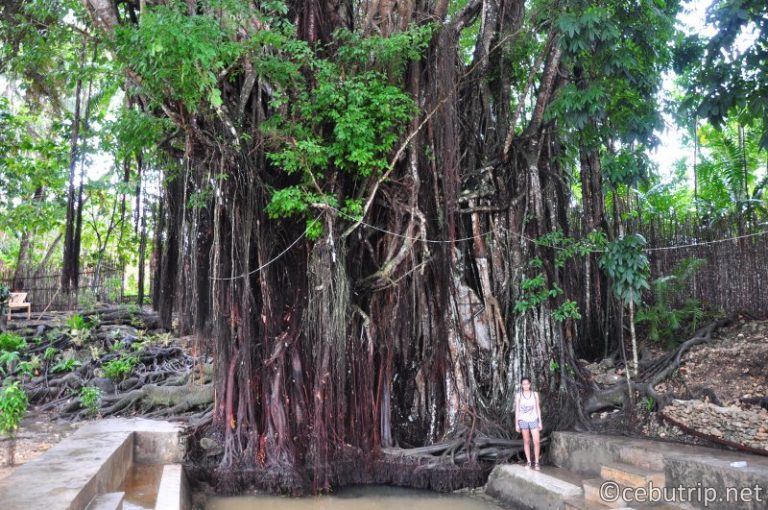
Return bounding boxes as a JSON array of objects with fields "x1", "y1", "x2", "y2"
[
  {"x1": 655, "y1": 318, "x2": 768, "y2": 406},
  {"x1": 0, "y1": 412, "x2": 82, "y2": 480}
]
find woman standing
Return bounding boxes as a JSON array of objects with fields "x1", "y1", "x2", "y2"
[{"x1": 515, "y1": 376, "x2": 543, "y2": 470}]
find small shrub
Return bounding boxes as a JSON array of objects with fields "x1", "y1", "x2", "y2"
[
  {"x1": 66, "y1": 313, "x2": 89, "y2": 331},
  {"x1": 102, "y1": 356, "x2": 138, "y2": 380},
  {"x1": 51, "y1": 358, "x2": 82, "y2": 373},
  {"x1": 637, "y1": 257, "x2": 707, "y2": 346},
  {"x1": 89, "y1": 345, "x2": 104, "y2": 360},
  {"x1": 0, "y1": 381, "x2": 27, "y2": 437},
  {"x1": 0, "y1": 332, "x2": 26, "y2": 352},
  {"x1": 80, "y1": 386, "x2": 102, "y2": 416},
  {"x1": 67, "y1": 314, "x2": 93, "y2": 346},
  {"x1": 43, "y1": 346, "x2": 58, "y2": 361},
  {"x1": 45, "y1": 328, "x2": 63, "y2": 341},
  {"x1": 0, "y1": 350, "x2": 21, "y2": 375}
]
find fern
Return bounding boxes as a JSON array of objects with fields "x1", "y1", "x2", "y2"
[{"x1": 637, "y1": 257, "x2": 707, "y2": 346}]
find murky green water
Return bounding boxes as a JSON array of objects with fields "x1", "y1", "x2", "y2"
[{"x1": 205, "y1": 485, "x2": 505, "y2": 510}]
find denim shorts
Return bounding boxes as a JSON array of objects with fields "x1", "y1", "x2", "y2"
[{"x1": 518, "y1": 418, "x2": 539, "y2": 430}]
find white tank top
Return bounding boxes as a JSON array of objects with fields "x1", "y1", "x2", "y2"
[{"x1": 518, "y1": 391, "x2": 538, "y2": 421}]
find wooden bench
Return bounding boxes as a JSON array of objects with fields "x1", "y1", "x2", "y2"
[{"x1": 7, "y1": 292, "x2": 31, "y2": 320}]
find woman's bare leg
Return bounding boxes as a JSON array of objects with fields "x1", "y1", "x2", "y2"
[
  {"x1": 522, "y1": 428, "x2": 531, "y2": 466},
  {"x1": 531, "y1": 428, "x2": 541, "y2": 468}
]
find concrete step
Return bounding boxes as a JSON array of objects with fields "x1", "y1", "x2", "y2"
[
  {"x1": 86, "y1": 492, "x2": 125, "y2": 510},
  {"x1": 600, "y1": 461, "x2": 665, "y2": 488},
  {"x1": 618, "y1": 446, "x2": 665, "y2": 471},
  {"x1": 583, "y1": 478, "x2": 635, "y2": 509},
  {"x1": 582, "y1": 478, "x2": 699, "y2": 510},
  {"x1": 154, "y1": 464, "x2": 190, "y2": 510},
  {"x1": 565, "y1": 496, "x2": 694, "y2": 510},
  {"x1": 563, "y1": 494, "x2": 635, "y2": 509},
  {"x1": 485, "y1": 464, "x2": 583, "y2": 509}
]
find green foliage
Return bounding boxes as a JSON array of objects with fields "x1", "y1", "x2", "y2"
[
  {"x1": 262, "y1": 26, "x2": 425, "y2": 237},
  {"x1": 67, "y1": 313, "x2": 93, "y2": 345},
  {"x1": 602, "y1": 147, "x2": 651, "y2": 188},
  {"x1": 599, "y1": 234, "x2": 650, "y2": 306},
  {"x1": 550, "y1": 0, "x2": 677, "y2": 146},
  {"x1": 51, "y1": 357, "x2": 82, "y2": 373},
  {"x1": 66, "y1": 313, "x2": 89, "y2": 331},
  {"x1": 0, "y1": 381, "x2": 27, "y2": 438},
  {"x1": 680, "y1": 0, "x2": 768, "y2": 148},
  {"x1": 79, "y1": 386, "x2": 102, "y2": 416},
  {"x1": 637, "y1": 258, "x2": 706, "y2": 346},
  {"x1": 43, "y1": 347, "x2": 58, "y2": 361},
  {"x1": 102, "y1": 356, "x2": 138, "y2": 380},
  {"x1": 535, "y1": 230, "x2": 606, "y2": 268},
  {"x1": 0, "y1": 350, "x2": 21, "y2": 375},
  {"x1": 514, "y1": 273, "x2": 563, "y2": 314},
  {"x1": 0, "y1": 332, "x2": 26, "y2": 352},
  {"x1": 115, "y1": 5, "x2": 242, "y2": 111},
  {"x1": 552, "y1": 300, "x2": 582, "y2": 322},
  {"x1": 644, "y1": 395, "x2": 655, "y2": 412},
  {"x1": 549, "y1": 359, "x2": 560, "y2": 372},
  {"x1": 695, "y1": 121, "x2": 767, "y2": 220}
]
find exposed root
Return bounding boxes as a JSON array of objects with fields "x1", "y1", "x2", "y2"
[
  {"x1": 584, "y1": 318, "x2": 731, "y2": 414},
  {"x1": 98, "y1": 382, "x2": 213, "y2": 416}
]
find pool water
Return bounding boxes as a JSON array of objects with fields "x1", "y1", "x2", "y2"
[
  {"x1": 118, "y1": 463, "x2": 164, "y2": 510},
  {"x1": 205, "y1": 485, "x2": 505, "y2": 510}
]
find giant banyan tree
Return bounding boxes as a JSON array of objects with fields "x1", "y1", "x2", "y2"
[{"x1": 79, "y1": 0, "x2": 679, "y2": 494}]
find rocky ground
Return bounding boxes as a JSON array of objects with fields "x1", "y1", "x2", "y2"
[{"x1": 586, "y1": 317, "x2": 768, "y2": 453}]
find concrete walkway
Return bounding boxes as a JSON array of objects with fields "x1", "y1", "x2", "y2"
[
  {"x1": 0, "y1": 418, "x2": 185, "y2": 510},
  {"x1": 486, "y1": 431, "x2": 768, "y2": 510}
]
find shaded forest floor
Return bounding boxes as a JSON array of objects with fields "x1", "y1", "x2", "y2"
[{"x1": 2, "y1": 310, "x2": 767, "y2": 483}]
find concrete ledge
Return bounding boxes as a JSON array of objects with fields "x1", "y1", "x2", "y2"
[
  {"x1": 0, "y1": 418, "x2": 186, "y2": 510},
  {"x1": 86, "y1": 491, "x2": 125, "y2": 510},
  {"x1": 0, "y1": 428, "x2": 133, "y2": 510},
  {"x1": 154, "y1": 464, "x2": 190, "y2": 510},
  {"x1": 486, "y1": 464, "x2": 582, "y2": 510},
  {"x1": 78, "y1": 418, "x2": 186, "y2": 464}
]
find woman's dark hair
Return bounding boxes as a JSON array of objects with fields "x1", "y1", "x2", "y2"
[{"x1": 520, "y1": 376, "x2": 530, "y2": 383}]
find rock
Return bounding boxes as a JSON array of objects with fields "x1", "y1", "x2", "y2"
[
  {"x1": 200, "y1": 437, "x2": 224, "y2": 457},
  {"x1": 599, "y1": 358, "x2": 615, "y2": 370},
  {"x1": 596, "y1": 373, "x2": 623, "y2": 385},
  {"x1": 200, "y1": 437, "x2": 220, "y2": 450},
  {"x1": 91, "y1": 377, "x2": 116, "y2": 394}
]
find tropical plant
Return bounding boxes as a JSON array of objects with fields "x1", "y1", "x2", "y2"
[
  {"x1": 102, "y1": 356, "x2": 138, "y2": 380},
  {"x1": 0, "y1": 350, "x2": 21, "y2": 376},
  {"x1": 600, "y1": 234, "x2": 650, "y2": 375},
  {"x1": 0, "y1": 380, "x2": 28, "y2": 465},
  {"x1": 0, "y1": 332, "x2": 26, "y2": 352},
  {"x1": 43, "y1": 346, "x2": 58, "y2": 361},
  {"x1": 51, "y1": 357, "x2": 82, "y2": 373},
  {"x1": 637, "y1": 258, "x2": 706, "y2": 346},
  {"x1": 79, "y1": 386, "x2": 101, "y2": 416}
]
